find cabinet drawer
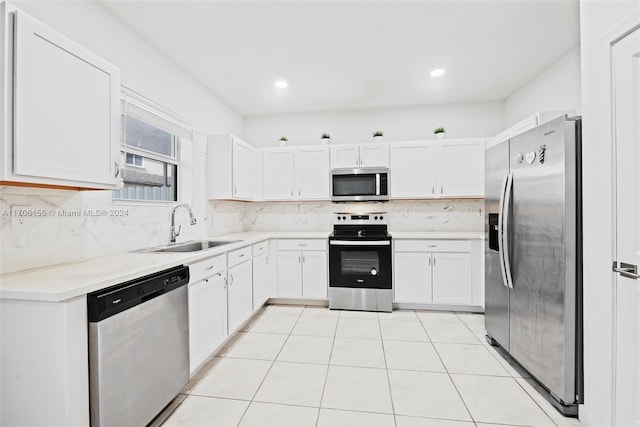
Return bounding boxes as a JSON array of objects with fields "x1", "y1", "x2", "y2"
[
  {"x1": 277, "y1": 239, "x2": 327, "y2": 251},
  {"x1": 228, "y1": 246, "x2": 252, "y2": 267},
  {"x1": 394, "y1": 239, "x2": 471, "y2": 253},
  {"x1": 252, "y1": 240, "x2": 269, "y2": 257},
  {"x1": 189, "y1": 254, "x2": 226, "y2": 283}
]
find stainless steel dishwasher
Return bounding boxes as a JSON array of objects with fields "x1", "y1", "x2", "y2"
[{"x1": 87, "y1": 265, "x2": 190, "y2": 427}]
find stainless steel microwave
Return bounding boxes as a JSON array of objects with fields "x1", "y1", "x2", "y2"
[{"x1": 331, "y1": 167, "x2": 389, "y2": 202}]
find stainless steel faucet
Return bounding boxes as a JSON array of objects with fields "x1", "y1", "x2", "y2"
[{"x1": 170, "y1": 203, "x2": 197, "y2": 244}]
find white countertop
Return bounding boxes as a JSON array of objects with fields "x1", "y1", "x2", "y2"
[{"x1": 0, "y1": 230, "x2": 483, "y2": 302}]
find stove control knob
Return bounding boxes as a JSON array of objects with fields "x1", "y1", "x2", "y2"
[
  {"x1": 337, "y1": 216, "x2": 341, "y2": 220},
  {"x1": 380, "y1": 215, "x2": 384, "y2": 220},
  {"x1": 342, "y1": 216, "x2": 347, "y2": 220},
  {"x1": 374, "y1": 216, "x2": 378, "y2": 220},
  {"x1": 371, "y1": 268, "x2": 378, "y2": 276}
]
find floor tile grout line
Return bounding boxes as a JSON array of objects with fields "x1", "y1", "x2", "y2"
[
  {"x1": 512, "y1": 377, "x2": 562, "y2": 427},
  {"x1": 379, "y1": 309, "x2": 404, "y2": 427},
  {"x1": 421, "y1": 313, "x2": 476, "y2": 424},
  {"x1": 235, "y1": 305, "x2": 305, "y2": 426},
  {"x1": 315, "y1": 306, "x2": 341, "y2": 426}
]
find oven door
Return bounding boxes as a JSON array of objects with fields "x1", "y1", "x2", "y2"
[{"x1": 329, "y1": 240, "x2": 392, "y2": 289}]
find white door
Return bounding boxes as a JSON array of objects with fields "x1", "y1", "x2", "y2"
[
  {"x1": 252, "y1": 253, "x2": 269, "y2": 310},
  {"x1": 13, "y1": 10, "x2": 120, "y2": 188},
  {"x1": 390, "y1": 143, "x2": 438, "y2": 198},
  {"x1": 277, "y1": 251, "x2": 303, "y2": 298},
  {"x1": 359, "y1": 144, "x2": 390, "y2": 167},
  {"x1": 295, "y1": 147, "x2": 330, "y2": 199},
  {"x1": 394, "y1": 252, "x2": 431, "y2": 303},
  {"x1": 262, "y1": 149, "x2": 294, "y2": 200},
  {"x1": 612, "y1": 26, "x2": 640, "y2": 427},
  {"x1": 432, "y1": 252, "x2": 473, "y2": 305},
  {"x1": 227, "y1": 261, "x2": 253, "y2": 333},
  {"x1": 439, "y1": 142, "x2": 485, "y2": 197},
  {"x1": 330, "y1": 145, "x2": 360, "y2": 168},
  {"x1": 301, "y1": 251, "x2": 328, "y2": 298}
]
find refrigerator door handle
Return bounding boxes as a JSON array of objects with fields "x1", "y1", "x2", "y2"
[
  {"x1": 497, "y1": 174, "x2": 509, "y2": 288},
  {"x1": 502, "y1": 172, "x2": 514, "y2": 289}
]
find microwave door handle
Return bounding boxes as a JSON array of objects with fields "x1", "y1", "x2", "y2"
[{"x1": 376, "y1": 174, "x2": 380, "y2": 195}]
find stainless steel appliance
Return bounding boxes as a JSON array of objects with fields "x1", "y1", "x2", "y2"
[
  {"x1": 87, "y1": 265, "x2": 190, "y2": 427},
  {"x1": 485, "y1": 115, "x2": 583, "y2": 416},
  {"x1": 329, "y1": 212, "x2": 392, "y2": 312},
  {"x1": 331, "y1": 167, "x2": 389, "y2": 202}
]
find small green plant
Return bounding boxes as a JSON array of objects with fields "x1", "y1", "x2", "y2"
[
  {"x1": 372, "y1": 130, "x2": 384, "y2": 137},
  {"x1": 280, "y1": 136, "x2": 288, "y2": 142},
  {"x1": 321, "y1": 133, "x2": 331, "y2": 139},
  {"x1": 433, "y1": 127, "x2": 446, "y2": 134}
]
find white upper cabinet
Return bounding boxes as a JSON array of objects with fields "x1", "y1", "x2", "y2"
[
  {"x1": 262, "y1": 148, "x2": 295, "y2": 200},
  {"x1": 390, "y1": 139, "x2": 485, "y2": 199},
  {"x1": 208, "y1": 135, "x2": 256, "y2": 200},
  {"x1": 330, "y1": 144, "x2": 389, "y2": 168},
  {"x1": 295, "y1": 146, "x2": 329, "y2": 199},
  {"x1": 390, "y1": 142, "x2": 438, "y2": 198},
  {"x1": 261, "y1": 146, "x2": 330, "y2": 201},
  {"x1": 1, "y1": 5, "x2": 121, "y2": 188}
]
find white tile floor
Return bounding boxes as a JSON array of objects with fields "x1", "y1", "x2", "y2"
[{"x1": 162, "y1": 306, "x2": 584, "y2": 427}]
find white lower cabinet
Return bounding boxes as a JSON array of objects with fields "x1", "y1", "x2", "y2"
[
  {"x1": 276, "y1": 239, "x2": 328, "y2": 299},
  {"x1": 187, "y1": 255, "x2": 228, "y2": 374},
  {"x1": 394, "y1": 239, "x2": 476, "y2": 307},
  {"x1": 227, "y1": 254, "x2": 253, "y2": 334},
  {"x1": 252, "y1": 241, "x2": 270, "y2": 309}
]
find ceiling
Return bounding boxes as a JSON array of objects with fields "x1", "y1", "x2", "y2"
[{"x1": 102, "y1": 1, "x2": 580, "y2": 117}]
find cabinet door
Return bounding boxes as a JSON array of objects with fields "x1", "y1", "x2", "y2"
[
  {"x1": 439, "y1": 142, "x2": 485, "y2": 197},
  {"x1": 252, "y1": 253, "x2": 270, "y2": 310},
  {"x1": 277, "y1": 251, "x2": 303, "y2": 298},
  {"x1": 262, "y1": 149, "x2": 294, "y2": 200},
  {"x1": 227, "y1": 261, "x2": 253, "y2": 333},
  {"x1": 330, "y1": 145, "x2": 360, "y2": 168},
  {"x1": 390, "y1": 143, "x2": 438, "y2": 198},
  {"x1": 394, "y1": 252, "x2": 432, "y2": 303},
  {"x1": 188, "y1": 272, "x2": 227, "y2": 373},
  {"x1": 359, "y1": 144, "x2": 389, "y2": 167},
  {"x1": 295, "y1": 147, "x2": 330, "y2": 199},
  {"x1": 301, "y1": 251, "x2": 328, "y2": 298},
  {"x1": 232, "y1": 139, "x2": 255, "y2": 200},
  {"x1": 432, "y1": 252, "x2": 473, "y2": 305},
  {"x1": 12, "y1": 10, "x2": 120, "y2": 188}
]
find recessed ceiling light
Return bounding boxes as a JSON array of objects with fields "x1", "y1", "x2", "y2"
[
  {"x1": 430, "y1": 68, "x2": 446, "y2": 77},
  {"x1": 275, "y1": 80, "x2": 288, "y2": 88}
]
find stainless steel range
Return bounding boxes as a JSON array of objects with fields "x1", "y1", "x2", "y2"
[{"x1": 329, "y1": 212, "x2": 392, "y2": 312}]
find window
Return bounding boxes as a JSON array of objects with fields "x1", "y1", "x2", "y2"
[{"x1": 113, "y1": 89, "x2": 191, "y2": 202}]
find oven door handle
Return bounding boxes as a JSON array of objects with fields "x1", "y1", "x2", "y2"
[{"x1": 329, "y1": 240, "x2": 391, "y2": 246}]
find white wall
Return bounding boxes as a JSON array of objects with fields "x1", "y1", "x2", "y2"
[
  {"x1": 244, "y1": 102, "x2": 504, "y2": 147},
  {"x1": 579, "y1": 2, "x2": 640, "y2": 426},
  {"x1": 504, "y1": 46, "x2": 581, "y2": 127}
]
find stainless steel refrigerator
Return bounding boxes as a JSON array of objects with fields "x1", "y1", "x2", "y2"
[{"x1": 485, "y1": 115, "x2": 583, "y2": 416}]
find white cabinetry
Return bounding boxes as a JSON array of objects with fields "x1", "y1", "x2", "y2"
[
  {"x1": 208, "y1": 135, "x2": 256, "y2": 200},
  {"x1": 261, "y1": 146, "x2": 330, "y2": 200},
  {"x1": 330, "y1": 144, "x2": 389, "y2": 168},
  {"x1": 1, "y1": 4, "x2": 121, "y2": 189},
  {"x1": 394, "y1": 239, "x2": 482, "y2": 308},
  {"x1": 295, "y1": 146, "x2": 330, "y2": 199},
  {"x1": 227, "y1": 246, "x2": 253, "y2": 333},
  {"x1": 262, "y1": 148, "x2": 295, "y2": 199},
  {"x1": 390, "y1": 139, "x2": 484, "y2": 198},
  {"x1": 187, "y1": 255, "x2": 227, "y2": 374},
  {"x1": 276, "y1": 239, "x2": 328, "y2": 299},
  {"x1": 252, "y1": 241, "x2": 270, "y2": 310},
  {"x1": 488, "y1": 110, "x2": 576, "y2": 149}
]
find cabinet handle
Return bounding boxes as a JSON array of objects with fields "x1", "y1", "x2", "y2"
[
  {"x1": 229, "y1": 275, "x2": 234, "y2": 286},
  {"x1": 428, "y1": 245, "x2": 437, "y2": 248},
  {"x1": 302, "y1": 255, "x2": 305, "y2": 263},
  {"x1": 298, "y1": 255, "x2": 302, "y2": 263},
  {"x1": 238, "y1": 253, "x2": 245, "y2": 258},
  {"x1": 432, "y1": 186, "x2": 435, "y2": 195},
  {"x1": 265, "y1": 257, "x2": 269, "y2": 264},
  {"x1": 233, "y1": 185, "x2": 237, "y2": 194},
  {"x1": 428, "y1": 255, "x2": 432, "y2": 266},
  {"x1": 290, "y1": 190, "x2": 293, "y2": 197},
  {"x1": 204, "y1": 265, "x2": 214, "y2": 271},
  {"x1": 204, "y1": 278, "x2": 209, "y2": 283},
  {"x1": 298, "y1": 189, "x2": 301, "y2": 197},
  {"x1": 223, "y1": 277, "x2": 228, "y2": 289},
  {"x1": 258, "y1": 246, "x2": 264, "y2": 250},
  {"x1": 114, "y1": 162, "x2": 120, "y2": 178},
  {"x1": 440, "y1": 186, "x2": 443, "y2": 194},
  {"x1": 299, "y1": 243, "x2": 308, "y2": 247},
  {"x1": 433, "y1": 256, "x2": 436, "y2": 266}
]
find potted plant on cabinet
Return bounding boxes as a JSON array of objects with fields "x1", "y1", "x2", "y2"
[
  {"x1": 321, "y1": 133, "x2": 331, "y2": 145},
  {"x1": 372, "y1": 130, "x2": 384, "y2": 143},
  {"x1": 434, "y1": 127, "x2": 446, "y2": 140},
  {"x1": 279, "y1": 136, "x2": 288, "y2": 147}
]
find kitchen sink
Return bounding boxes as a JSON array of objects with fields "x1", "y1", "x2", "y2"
[{"x1": 140, "y1": 240, "x2": 241, "y2": 253}]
